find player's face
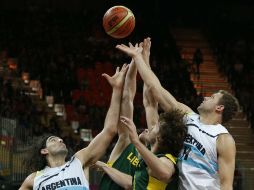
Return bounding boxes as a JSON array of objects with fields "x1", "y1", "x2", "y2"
[
  {"x1": 147, "y1": 124, "x2": 160, "y2": 145},
  {"x1": 197, "y1": 93, "x2": 223, "y2": 113},
  {"x1": 45, "y1": 136, "x2": 68, "y2": 156},
  {"x1": 139, "y1": 129, "x2": 149, "y2": 144}
]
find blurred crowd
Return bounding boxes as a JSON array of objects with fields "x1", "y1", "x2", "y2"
[
  {"x1": 0, "y1": 2, "x2": 250, "y2": 189},
  {"x1": 0, "y1": 6, "x2": 200, "y2": 154},
  {"x1": 206, "y1": 20, "x2": 254, "y2": 130}
]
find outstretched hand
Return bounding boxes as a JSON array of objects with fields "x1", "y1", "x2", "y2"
[
  {"x1": 120, "y1": 116, "x2": 140, "y2": 144},
  {"x1": 141, "y1": 37, "x2": 151, "y2": 66},
  {"x1": 102, "y1": 64, "x2": 129, "y2": 89},
  {"x1": 116, "y1": 43, "x2": 143, "y2": 58}
]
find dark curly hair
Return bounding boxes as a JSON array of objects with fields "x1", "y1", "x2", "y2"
[
  {"x1": 156, "y1": 109, "x2": 187, "y2": 157},
  {"x1": 218, "y1": 90, "x2": 239, "y2": 124},
  {"x1": 25, "y1": 134, "x2": 53, "y2": 172},
  {"x1": 24, "y1": 133, "x2": 72, "y2": 173}
]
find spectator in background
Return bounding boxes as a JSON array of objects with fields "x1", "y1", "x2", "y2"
[{"x1": 192, "y1": 48, "x2": 203, "y2": 79}]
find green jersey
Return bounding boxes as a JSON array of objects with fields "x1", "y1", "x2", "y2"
[
  {"x1": 133, "y1": 153, "x2": 177, "y2": 190},
  {"x1": 99, "y1": 143, "x2": 139, "y2": 190}
]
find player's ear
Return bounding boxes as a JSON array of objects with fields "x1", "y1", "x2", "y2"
[
  {"x1": 215, "y1": 105, "x2": 224, "y2": 113},
  {"x1": 41, "y1": 148, "x2": 48, "y2": 155},
  {"x1": 156, "y1": 135, "x2": 161, "y2": 142}
]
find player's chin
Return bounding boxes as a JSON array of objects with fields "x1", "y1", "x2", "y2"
[{"x1": 139, "y1": 132, "x2": 148, "y2": 142}]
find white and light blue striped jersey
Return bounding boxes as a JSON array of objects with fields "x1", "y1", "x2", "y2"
[
  {"x1": 33, "y1": 156, "x2": 89, "y2": 190},
  {"x1": 178, "y1": 112, "x2": 229, "y2": 190}
]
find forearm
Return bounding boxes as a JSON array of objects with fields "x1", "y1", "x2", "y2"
[
  {"x1": 104, "y1": 87, "x2": 122, "y2": 134},
  {"x1": 133, "y1": 55, "x2": 161, "y2": 90},
  {"x1": 125, "y1": 59, "x2": 137, "y2": 89},
  {"x1": 118, "y1": 63, "x2": 137, "y2": 136},
  {"x1": 143, "y1": 83, "x2": 158, "y2": 130},
  {"x1": 79, "y1": 88, "x2": 122, "y2": 165},
  {"x1": 101, "y1": 165, "x2": 132, "y2": 189},
  {"x1": 144, "y1": 106, "x2": 159, "y2": 131},
  {"x1": 121, "y1": 61, "x2": 137, "y2": 118},
  {"x1": 133, "y1": 55, "x2": 180, "y2": 112},
  {"x1": 134, "y1": 141, "x2": 171, "y2": 181}
]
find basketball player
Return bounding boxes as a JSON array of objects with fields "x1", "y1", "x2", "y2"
[
  {"x1": 116, "y1": 38, "x2": 239, "y2": 190},
  {"x1": 98, "y1": 37, "x2": 153, "y2": 190},
  {"x1": 95, "y1": 39, "x2": 187, "y2": 189},
  {"x1": 19, "y1": 64, "x2": 129, "y2": 190},
  {"x1": 98, "y1": 59, "x2": 139, "y2": 190}
]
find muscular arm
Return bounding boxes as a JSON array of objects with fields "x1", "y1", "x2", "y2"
[
  {"x1": 121, "y1": 117, "x2": 175, "y2": 183},
  {"x1": 142, "y1": 37, "x2": 159, "y2": 131},
  {"x1": 95, "y1": 161, "x2": 132, "y2": 189},
  {"x1": 75, "y1": 65, "x2": 127, "y2": 167},
  {"x1": 109, "y1": 60, "x2": 137, "y2": 162},
  {"x1": 133, "y1": 54, "x2": 192, "y2": 113},
  {"x1": 134, "y1": 140, "x2": 175, "y2": 183},
  {"x1": 19, "y1": 173, "x2": 35, "y2": 190},
  {"x1": 217, "y1": 134, "x2": 236, "y2": 190},
  {"x1": 116, "y1": 41, "x2": 193, "y2": 114},
  {"x1": 143, "y1": 84, "x2": 158, "y2": 131}
]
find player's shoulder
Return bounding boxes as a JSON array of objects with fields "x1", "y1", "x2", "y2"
[
  {"x1": 183, "y1": 111, "x2": 199, "y2": 122},
  {"x1": 217, "y1": 133, "x2": 235, "y2": 145},
  {"x1": 27, "y1": 172, "x2": 37, "y2": 180},
  {"x1": 19, "y1": 172, "x2": 36, "y2": 189}
]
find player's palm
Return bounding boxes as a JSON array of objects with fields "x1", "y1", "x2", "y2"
[
  {"x1": 102, "y1": 64, "x2": 128, "y2": 89},
  {"x1": 116, "y1": 42, "x2": 142, "y2": 57}
]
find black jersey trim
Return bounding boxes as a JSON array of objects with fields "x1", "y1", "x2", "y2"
[{"x1": 37, "y1": 156, "x2": 75, "y2": 190}]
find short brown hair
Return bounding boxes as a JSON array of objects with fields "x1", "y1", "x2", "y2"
[
  {"x1": 218, "y1": 90, "x2": 239, "y2": 124},
  {"x1": 157, "y1": 109, "x2": 187, "y2": 157}
]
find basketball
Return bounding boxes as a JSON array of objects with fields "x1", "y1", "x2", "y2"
[{"x1": 103, "y1": 6, "x2": 135, "y2": 39}]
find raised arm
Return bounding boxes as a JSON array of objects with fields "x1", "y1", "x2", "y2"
[
  {"x1": 141, "y1": 37, "x2": 159, "y2": 130},
  {"x1": 108, "y1": 60, "x2": 137, "y2": 162},
  {"x1": 95, "y1": 161, "x2": 132, "y2": 189},
  {"x1": 120, "y1": 116, "x2": 175, "y2": 183},
  {"x1": 75, "y1": 64, "x2": 128, "y2": 167},
  {"x1": 116, "y1": 39, "x2": 193, "y2": 114},
  {"x1": 143, "y1": 84, "x2": 159, "y2": 131},
  {"x1": 217, "y1": 134, "x2": 236, "y2": 190}
]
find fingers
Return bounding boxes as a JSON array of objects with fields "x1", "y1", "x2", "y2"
[
  {"x1": 143, "y1": 37, "x2": 151, "y2": 49},
  {"x1": 128, "y1": 42, "x2": 134, "y2": 48},
  {"x1": 120, "y1": 63, "x2": 129, "y2": 73},
  {"x1": 120, "y1": 116, "x2": 131, "y2": 126},
  {"x1": 116, "y1": 66, "x2": 120, "y2": 73},
  {"x1": 116, "y1": 44, "x2": 128, "y2": 49},
  {"x1": 145, "y1": 37, "x2": 151, "y2": 43},
  {"x1": 101, "y1": 73, "x2": 110, "y2": 81}
]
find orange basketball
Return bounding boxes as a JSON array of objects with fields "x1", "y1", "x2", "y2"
[{"x1": 103, "y1": 6, "x2": 135, "y2": 39}]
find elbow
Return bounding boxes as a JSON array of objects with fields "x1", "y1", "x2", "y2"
[
  {"x1": 148, "y1": 85, "x2": 161, "y2": 100},
  {"x1": 122, "y1": 176, "x2": 133, "y2": 190},
  {"x1": 123, "y1": 182, "x2": 132, "y2": 190},
  {"x1": 103, "y1": 126, "x2": 117, "y2": 138},
  {"x1": 146, "y1": 82, "x2": 159, "y2": 93},
  {"x1": 156, "y1": 171, "x2": 172, "y2": 183},
  {"x1": 220, "y1": 181, "x2": 233, "y2": 190}
]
